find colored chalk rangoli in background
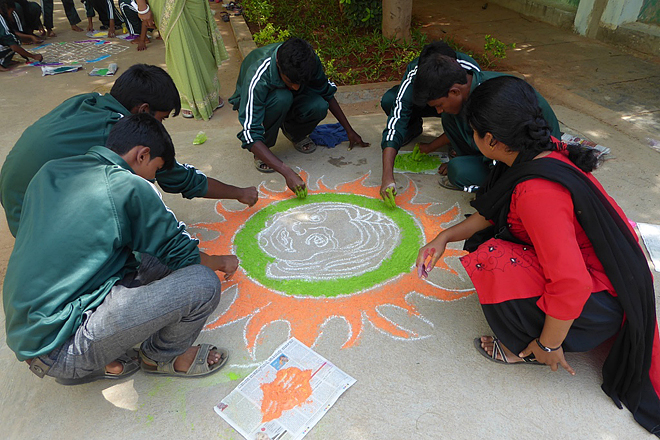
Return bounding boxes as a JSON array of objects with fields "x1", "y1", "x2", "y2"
[
  {"x1": 260, "y1": 367, "x2": 313, "y2": 423},
  {"x1": 194, "y1": 171, "x2": 474, "y2": 356}
]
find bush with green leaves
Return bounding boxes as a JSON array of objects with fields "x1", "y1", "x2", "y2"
[
  {"x1": 339, "y1": 0, "x2": 382, "y2": 29},
  {"x1": 242, "y1": 0, "x2": 274, "y2": 26},
  {"x1": 482, "y1": 34, "x2": 516, "y2": 68},
  {"x1": 253, "y1": 23, "x2": 291, "y2": 46}
]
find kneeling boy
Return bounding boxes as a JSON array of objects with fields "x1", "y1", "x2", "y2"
[
  {"x1": 229, "y1": 37, "x2": 369, "y2": 196},
  {"x1": 4, "y1": 114, "x2": 237, "y2": 385}
]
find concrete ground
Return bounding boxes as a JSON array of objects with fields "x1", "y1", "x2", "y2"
[{"x1": 1, "y1": 2, "x2": 659, "y2": 439}]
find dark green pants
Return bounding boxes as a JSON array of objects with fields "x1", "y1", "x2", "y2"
[
  {"x1": 261, "y1": 88, "x2": 329, "y2": 148},
  {"x1": 441, "y1": 113, "x2": 491, "y2": 189},
  {"x1": 42, "y1": 0, "x2": 81, "y2": 29},
  {"x1": 14, "y1": 0, "x2": 42, "y2": 33}
]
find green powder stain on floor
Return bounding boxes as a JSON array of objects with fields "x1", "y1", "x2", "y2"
[
  {"x1": 394, "y1": 152, "x2": 442, "y2": 173},
  {"x1": 226, "y1": 371, "x2": 242, "y2": 381},
  {"x1": 146, "y1": 415, "x2": 154, "y2": 426},
  {"x1": 235, "y1": 192, "x2": 422, "y2": 297}
]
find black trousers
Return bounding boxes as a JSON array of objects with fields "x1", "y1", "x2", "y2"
[{"x1": 481, "y1": 290, "x2": 623, "y2": 354}]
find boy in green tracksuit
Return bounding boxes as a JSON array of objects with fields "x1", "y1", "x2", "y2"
[
  {"x1": 412, "y1": 53, "x2": 561, "y2": 192},
  {"x1": 0, "y1": 63, "x2": 257, "y2": 237},
  {"x1": 4, "y1": 114, "x2": 237, "y2": 385},
  {"x1": 380, "y1": 40, "x2": 481, "y2": 201},
  {"x1": 229, "y1": 37, "x2": 369, "y2": 196}
]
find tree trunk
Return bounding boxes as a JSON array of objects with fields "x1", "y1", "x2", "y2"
[{"x1": 382, "y1": 0, "x2": 412, "y2": 41}]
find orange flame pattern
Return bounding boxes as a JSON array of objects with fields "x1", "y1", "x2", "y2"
[{"x1": 194, "y1": 171, "x2": 473, "y2": 356}]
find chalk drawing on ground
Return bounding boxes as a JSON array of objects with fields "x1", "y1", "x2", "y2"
[
  {"x1": 32, "y1": 40, "x2": 128, "y2": 64},
  {"x1": 193, "y1": 171, "x2": 474, "y2": 358}
]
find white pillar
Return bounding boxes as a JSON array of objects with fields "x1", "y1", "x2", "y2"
[{"x1": 600, "y1": 0, "x2": 644, "y2": 29}]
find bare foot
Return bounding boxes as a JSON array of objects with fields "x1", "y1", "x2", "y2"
[
  {"x1": 105, "y1": 360, "x2": 125, "y2": 375},
  {"x1": 172, "y1": 346, "x2": 223, "y2": 372},
  {"x1": 71, "y1": 25, "x2": 83, "y2": 32},
  {"x1": 47, "y1": 29, "x2": 56, "y2": 37},
  {"x1": 479, "y1": 336, "x2": 524, "y2": 363}
]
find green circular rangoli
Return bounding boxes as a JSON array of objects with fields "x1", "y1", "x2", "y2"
[{"x1": 234, "y1": 193, "x2": 422, "y2": 297}]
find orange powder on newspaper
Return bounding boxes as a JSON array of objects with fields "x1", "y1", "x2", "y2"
[{"x1": 260, "y1": 367, "x2": 313, "y2": 423}]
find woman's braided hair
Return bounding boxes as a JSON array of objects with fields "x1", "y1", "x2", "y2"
[{"x1": 466, "y1": 76, "x2": 599, "y2": 172}]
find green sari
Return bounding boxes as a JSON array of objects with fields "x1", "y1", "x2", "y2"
[{"x1": 151, "y1": 0, "x2": 229, "y2": 120}]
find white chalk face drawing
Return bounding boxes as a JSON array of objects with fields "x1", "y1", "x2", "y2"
[{"x1": 258, "y1": 202, "x2": 402, "y2": 281}]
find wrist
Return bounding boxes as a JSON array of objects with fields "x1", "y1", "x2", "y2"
[
  {"x1": 138, "y1": 4, "x2": 150, "y2": 14},
  {"x1": 536, "y1": 338, "x2": 561, "y2": 352}
]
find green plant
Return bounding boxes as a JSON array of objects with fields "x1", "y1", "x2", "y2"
[
  {"x1": 253, "y1": 23, "x2": 291, "y2": 46},
  {"x1": 242, "y1": 0, "x2": 274, "y2": 26},
  {"x1": 339, "y1": 0, "x2": 382, "y2": 29},
  {"x1": 482, "y1": 34, "x2": 515, "y2": 68}
]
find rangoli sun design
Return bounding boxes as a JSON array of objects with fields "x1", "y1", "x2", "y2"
[{"x1": 194, "y1": 171, "x2": 473, "y2": 357}]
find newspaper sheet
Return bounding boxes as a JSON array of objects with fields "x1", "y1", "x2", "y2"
[
  {"x1": 214, "y1": 338, "x2": 356, "y2": 440},
  {"x1": 638, "y1": 222, "x2": 660, "y2": 272}
]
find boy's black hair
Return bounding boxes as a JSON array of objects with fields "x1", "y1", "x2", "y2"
[
  {"x1": 418, "y1": 41, "x2": 457, "y2": 62},
  {"x1": 276, "y1": 38, "x2": 317, "y2": 86},
  {"x1": 412, "y1": 54, "x2": 468, "y2": 107},
  {"x1": 106, "y1": 113, "x2": 176, "y2": 171},
  {"x1": 0, "y1": 0, "x2": 15, "y2": 19},
  {"x1": 466, "y1": 76, "x2": 599, "y2": 172},
  {"x1": 110, "y1": 64, "x2": 181, "y2": 117}
]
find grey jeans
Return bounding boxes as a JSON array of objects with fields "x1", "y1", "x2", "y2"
[{"x1": 36, "y1": 255, "x2": 222, "y2": 380}]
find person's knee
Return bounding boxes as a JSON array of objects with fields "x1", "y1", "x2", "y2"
[
  {"x1": 292, "y1": 96, "x2": 328, "y2": 122},
  {"x1": 447, "y1": 157, "x2": 489, "y2": 188},
  {"x1": 188, "y1": 265, "x2": 222, "y2": 309},
  {"x1": 267, "y1": 88, "x2": 293, "y2": 113}
]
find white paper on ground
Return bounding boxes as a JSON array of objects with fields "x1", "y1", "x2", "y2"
[{"x1": 638, "y1": 222, "x2": 660, "y2": 272}]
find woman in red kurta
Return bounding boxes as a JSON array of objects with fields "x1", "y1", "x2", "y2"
[{"x1": 417, "y1": 76, "x2": 660, "y2": 436}]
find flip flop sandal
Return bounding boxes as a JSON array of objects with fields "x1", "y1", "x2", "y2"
[
  {"x1": 181, "y1": 109, "x2": 194, "y2": 119},
  {"x1": 215, "y1": 98, "x2": 225, "y2": 109},
  {"x1": 293, "y1": 137, "x2": 317, "y2": 154},
  {"x1": 139, "y1": 344, "x2": 229, "y2": 378},
  {"x1": 438, "y1": 175, "x2": 462, "y2": 191},
  {"x1": 55, "y1": 352, "x2": 140, "y2": 385},
  {"x1": 254, "y1": 158, "x2": 275, "y2": 173},
  {"x1": 473, "y1": 337, "x2": 542, "y2": 365}
]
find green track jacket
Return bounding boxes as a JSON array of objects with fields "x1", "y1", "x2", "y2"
[
  {"x1": 3, "y1": 146, "x2": 201, "y2": 361},
  {"x1": 0, "y1": 93, "x2": 209, "y2": 237},
  {"x1": 228, "y1": 43, "x2": 337, "y2": 149},
  {"x1": 381, "y1": 52, "x2": 481, "y2": 150}
]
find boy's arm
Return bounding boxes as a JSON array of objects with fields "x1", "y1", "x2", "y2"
[
  {"x1": 155, "y1": 161, "x2": 258, "y2": 206},
  {"x1": 327, "y1": 97, "x2": 369, "y2": 150},
  {"x1": 120, "y1": 176, "x2": 201, "y2": 270},
  {"x1": 10, "y1": 44, "x2": 42, "y2": 62},
  {"x1": 136, "y1": 19, "x2": 148, "y2": 51},
  {"x1": 108, "y1": 19, "x2": 116, "y2": 38}
]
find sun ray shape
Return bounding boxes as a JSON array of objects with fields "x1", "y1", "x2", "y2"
[{"x1": 193, "y1": 171, "x2": 474, "y2": 358}]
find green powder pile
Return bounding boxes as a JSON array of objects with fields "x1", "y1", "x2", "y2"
[{"x1": 394, "y1": 152, "x2": 442, "y2": 173}]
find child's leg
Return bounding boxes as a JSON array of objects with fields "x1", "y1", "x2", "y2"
[
  {"x1": 119, "y1": 0, "x2": 141, "y2": 34},
  {"x1": 60, "y1": 0, "x2": 83, "y2": 30}
]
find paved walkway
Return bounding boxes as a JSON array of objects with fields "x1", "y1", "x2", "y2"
[
  {"x1": 0, "y1": 3, "x2": 658, "y2": 439},
  {"x1": 413, "y1": 0, "x2": 660, "y2": 142}
]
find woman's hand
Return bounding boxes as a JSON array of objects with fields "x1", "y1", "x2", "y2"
[
  {"x1": 415, "y1": 236, "x2": 448, "y2": 279},
  {"x1": 519, "y1": 340, "x2": 575, "y2": 375},
  {"x1": 139, "y1": 10, "x2": 156, "y2": 29}
]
